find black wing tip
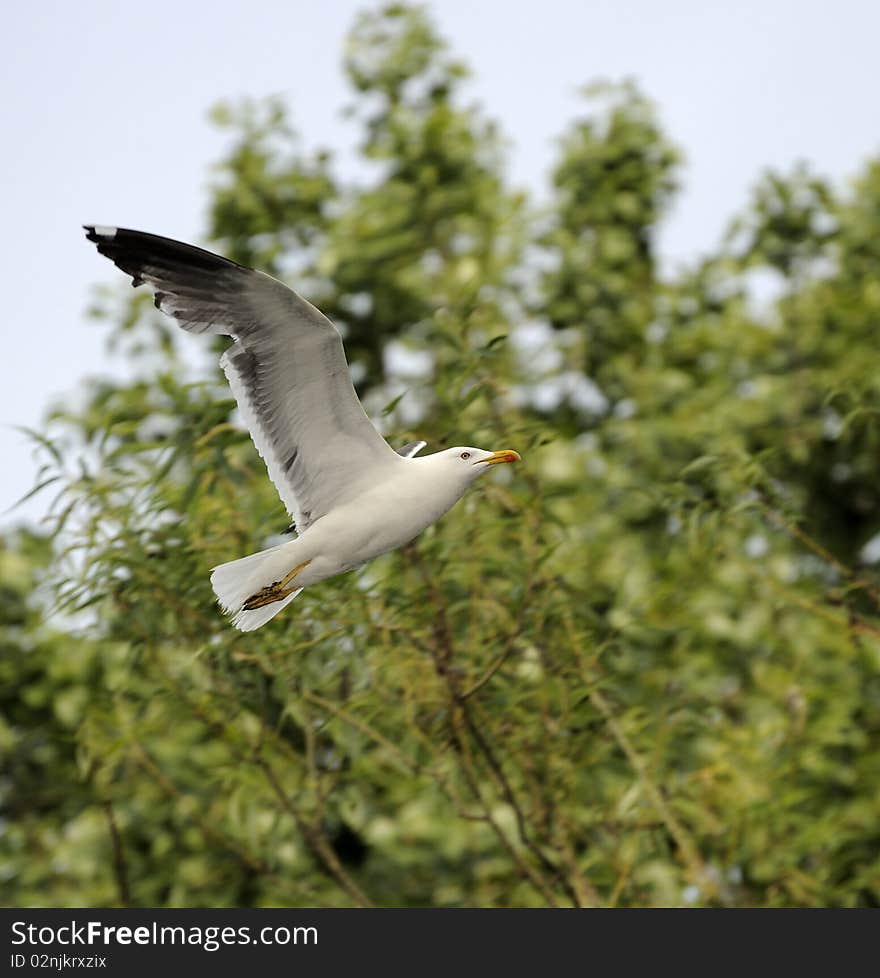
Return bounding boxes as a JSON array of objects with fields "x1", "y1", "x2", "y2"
[
  {"x1": 82, "y1": 225, "x2": 250, "y2": 277},
  {"x1": 83, "y1": 226, "x2": 147, "y2": 289}
]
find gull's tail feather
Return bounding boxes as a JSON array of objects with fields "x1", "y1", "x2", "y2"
[
  {"x1": 210, "y1": 541, "x2": 304, "y2": 632},
  {"x1": 231, "y1": 589, "x2": 302, "y2": 632}
]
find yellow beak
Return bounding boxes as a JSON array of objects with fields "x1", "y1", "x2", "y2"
[{"x1": 479, "y1": 449, "x2": 521, "y2": 466}]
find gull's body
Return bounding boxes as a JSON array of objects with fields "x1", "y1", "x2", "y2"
[
  {"x1": 213, "y1": 449, "x2": 501, "y2": 628},
  {"x1": 85, "y1": 226, "x2": 519, "y2": 630}
]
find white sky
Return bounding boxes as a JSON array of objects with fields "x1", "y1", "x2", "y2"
[{"x1": 2, "y1": 0, "x2": 878, "y2": 528}]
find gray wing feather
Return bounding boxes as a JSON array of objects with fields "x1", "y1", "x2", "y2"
[
  {"x1": 84, "y1": 226, "x2": 400, "y2": 532},
  {"x1": 396, "y1": 441, "x2": 427, "y2": 458}
]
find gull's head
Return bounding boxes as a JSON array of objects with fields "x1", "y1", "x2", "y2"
[{"x1": 426, "y1": 446, "x2": 521, "y2": 486}]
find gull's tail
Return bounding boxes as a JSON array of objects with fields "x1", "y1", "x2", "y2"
[{"x1": 210, "y1": 541, "x2": 304, "y2": 632}]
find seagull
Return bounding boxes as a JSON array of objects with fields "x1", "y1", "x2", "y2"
[{"x1": 84, "y1": 227, "x2": 520, "y2": 630}]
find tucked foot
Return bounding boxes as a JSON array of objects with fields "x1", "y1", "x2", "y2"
[{"x1": 242, "y1": 559, "x2": 312, "y2": 611}]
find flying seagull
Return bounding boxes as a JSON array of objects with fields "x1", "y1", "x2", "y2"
[{"x1": 84, "y1": 227, "x2": 520, "y2": 630}]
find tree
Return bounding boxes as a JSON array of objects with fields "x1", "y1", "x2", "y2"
[{"x1": 4, "y1": 2, "x2": 879, "y2": 907}]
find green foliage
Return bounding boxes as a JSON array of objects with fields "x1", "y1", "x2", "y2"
[
  {"x1": 209, "y1": 96, "x2": 337, "y2": 272},
  {"x1": 540, "y1": 80, "x2": 681, "y2": 397},
  {"x1": 5, "y1": 3, "x2": 880, "y2": 907}
]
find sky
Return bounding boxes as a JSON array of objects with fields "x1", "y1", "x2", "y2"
[{"x1": 2, "y1": 0, "x2": 878, "y2": 529}]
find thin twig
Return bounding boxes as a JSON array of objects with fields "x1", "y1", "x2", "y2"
[
  {"x1": 256, "y1": 755, "x2": 374, "y2": 908},
  {"x1": 587, "y1": 686, "x2": 727, "y2": 905},
  {"x1": 132, "y1": 742, "x2": 269, "y2": 876},
  {"x1": 406, "y1": 544, "x2": 583, "y2": 906},
  {"x1": 449, "y1": 705, "x2": 563, "y2": 907},
  {"x1": 764, "y1": 576, "x2": 880, "y2": 640},
  {"x1": 759, "y1": 497, "x2": 880, "y2": 607},
  {"x1": 102, "y1": 800, "x2": 132, "y2": 907},
  {"x1": 302, "y1": 690, "x2": 417, "y2": 775},
  {"x1": 151, "y1": 654, "x2": 371, "y2": 906}
]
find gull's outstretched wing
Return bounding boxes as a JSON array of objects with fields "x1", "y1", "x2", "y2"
[{"x1": 84, "y1": 226, "x2": 401, "y2": 532}]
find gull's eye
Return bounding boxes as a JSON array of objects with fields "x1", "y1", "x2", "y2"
[{"x1": 460, "y1": 451, "x2": 471, "y2": 460}]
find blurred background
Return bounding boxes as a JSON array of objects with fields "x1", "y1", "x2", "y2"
[{"x1": 2, "y1": 1, "x2": 880, "y2": 907}]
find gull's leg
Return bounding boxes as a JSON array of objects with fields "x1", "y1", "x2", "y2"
[{"x1": 242, "y1": 559, "x2": 312, "y2": 611}]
